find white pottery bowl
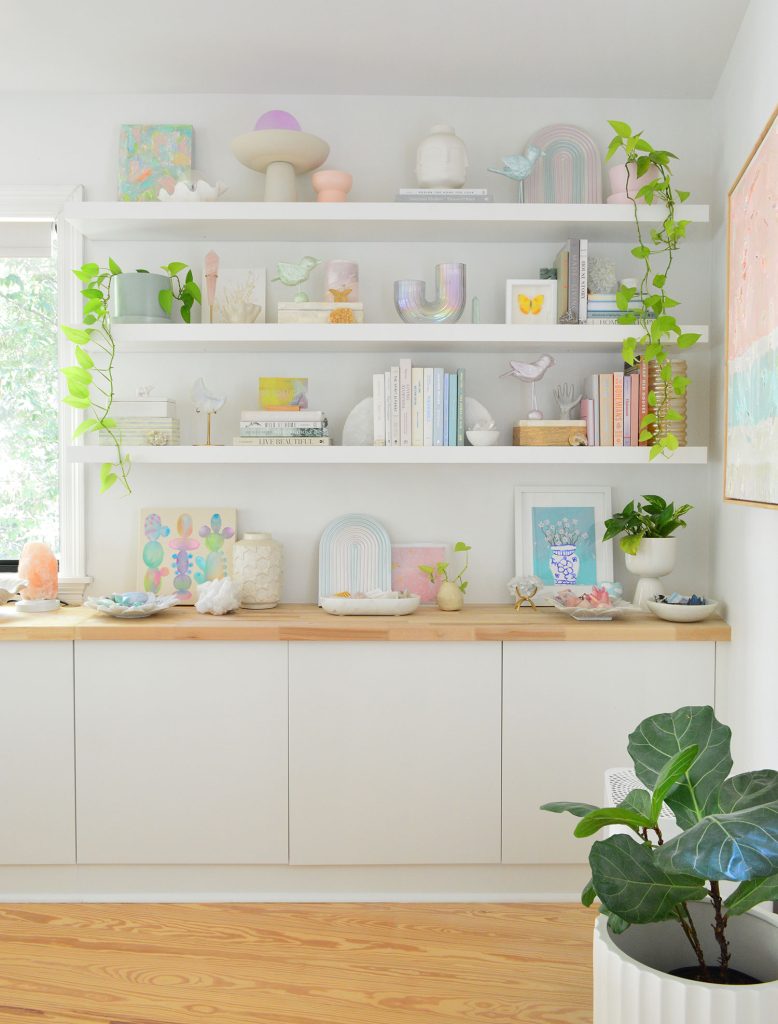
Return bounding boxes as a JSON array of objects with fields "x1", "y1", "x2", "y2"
[
  {"x1": 647, "y1": 599, "x2": 718, "y2": 623},
  {"x1": 466, "y1": 429, "x2": 500, "y2": 446}
]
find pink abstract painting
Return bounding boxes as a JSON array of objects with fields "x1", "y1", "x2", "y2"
[{"x1": 391, "y1": 544, "x2": 448, "y2": 603}]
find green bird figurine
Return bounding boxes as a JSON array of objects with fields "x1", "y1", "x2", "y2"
[{"x1": 272, "y1": 256, "x2": 321, "y2": 302}]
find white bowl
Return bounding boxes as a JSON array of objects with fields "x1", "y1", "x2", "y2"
[
  {"x1": 466, "y1": 429, "x2": 500, "y2": 446},
  {"x1": 646, "y1": 599, "x2": 718, "y2": 623},
  {"x1": 321, "y1": 595, "x2": 420, "y2": 616}
]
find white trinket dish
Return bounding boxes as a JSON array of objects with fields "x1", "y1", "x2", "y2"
[
  {"x1": 86, "y1": 594, "x2": 179, "y2": 619},
  {"x1": 321, "y1": 595, "x2": 420, "y2": 616},
  {"x1": 646, "y1": 599, "x2": 719, "y2": 623}
]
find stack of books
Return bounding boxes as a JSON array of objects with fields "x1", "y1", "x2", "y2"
[
  {"x1": 99, "y1": 398, "x2": 179, "y2": 446},
  {"x1": 580, "y1": 360, "x2": 650, "y2": 447},
  {"x1": 586, "y1": 292, "x2": 653, "y2": 326},
  {"x1": 553, "y1": 239, "x2": 588, "y2": 323},
  {"x1": 372, "y1": 360, "x2": 465, "y2": 446},
  {"x1": 234, "y1": 410, "x2": 330, "y2": 446},
  {"x1": 394, "y1": 188, "x2": 492, "y2": 203}
]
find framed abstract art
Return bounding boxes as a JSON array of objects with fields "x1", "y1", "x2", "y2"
[{"x1": 725, "y1": 105, "x2": 778, "y2": 507}]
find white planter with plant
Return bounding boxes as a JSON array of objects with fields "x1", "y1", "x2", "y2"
[
  {"x1": 603, "y1": 495, "x2": 691, "y2": 609},
  {"x1": 543, "y1": 705, "x2": 778, "y2": 1022}
]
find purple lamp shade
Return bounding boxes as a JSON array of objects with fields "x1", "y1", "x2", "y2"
[{"x1": 254, "y1": 110, "x2": 301, "y2": 132}]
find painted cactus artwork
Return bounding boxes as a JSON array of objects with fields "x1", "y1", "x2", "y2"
[
  {"x1": 118, "y1": 124, "x2": 193, "y2": 202},
  {"x1": 138, "y1": 508, "x2": 236, "y2": 603}
]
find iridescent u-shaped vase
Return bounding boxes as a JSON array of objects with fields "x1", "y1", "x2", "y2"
[{"x1": 394, "y1": 263, "x2": 466, "y2": 324}]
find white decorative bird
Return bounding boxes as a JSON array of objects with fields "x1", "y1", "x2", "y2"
[
  {"x1": 501, "y1": 354, "x2": 555, "y2": 420},
  {"x1": 488, "y1": 145, "x2": 544, "y2": 201},
  {"x1": 191, "y1": 377, "x2": 226, "y2": 446}
]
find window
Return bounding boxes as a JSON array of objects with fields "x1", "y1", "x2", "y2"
[{"x1": 0, "y1": 226, "x2": 58, "y2": 571}]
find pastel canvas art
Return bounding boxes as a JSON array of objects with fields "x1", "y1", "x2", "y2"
[
  {"x1": 725, "y1": 108, "x2": 778, "y2": 506},
  {"x1": 391, "y1": 544, "x2": 448, "y2": 603},
  {"x1": 138, "y1": 507, "x2": 236, "y2": 604},
  {"x1": 259, "y1": 377, "x2": 308, "y2": 410},
  {"x1": 118, "y1": 124, "x2": 193, "y2": 202},
  {"x1": 203, "y1": 265, "x2": 267, "y2": 324}
]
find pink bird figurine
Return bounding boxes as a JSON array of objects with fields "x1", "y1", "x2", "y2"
[{"x1": 204, "y1": 250, "x2": 220, "y2": 323}]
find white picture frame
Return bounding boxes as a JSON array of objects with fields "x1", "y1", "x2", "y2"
[
  {"x1": 514, "y1": 485, "x2": 613, "y2": 604},
  {"x1": 505, "y1": 278, "x2": 558, "y2": 325}
]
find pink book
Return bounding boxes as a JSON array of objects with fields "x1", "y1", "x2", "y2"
[
  {"x1": 623, "y1": 373, "x2": 632, "y2": 447},
  {"x1": 612, "y1": 372, "x2": 624, "y2": 446},
  {"x1": 630, "y1": 374, "x2": 640, "y2": 445},
  {"x1": 581, "y1": 398, "x2": 595, "y2": 446}
]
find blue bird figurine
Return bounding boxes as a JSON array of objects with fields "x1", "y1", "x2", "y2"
[{"x1": 488, "y1": 144, "x2": 544, "y2": 201}]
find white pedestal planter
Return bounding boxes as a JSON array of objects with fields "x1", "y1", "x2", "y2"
[
  {"x1": 624, "y1": 537, "x2": 677, "y2": 610},
  {"x1": 594, "y1": 904, "x2": 778, "y2": 1023}
]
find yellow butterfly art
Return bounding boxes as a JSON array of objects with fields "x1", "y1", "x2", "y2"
[{"x1": 518, "y1": 293, "x2": 545, "y2": 315}]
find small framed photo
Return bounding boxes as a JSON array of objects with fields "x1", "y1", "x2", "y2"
[
  {"x1": 506, "y1": 278, "x2": 557, "y2": 325},
  {"x1": 514, "y1": 486, "x2": 613, "y2": 604},
  {"x1": 391, "y1": 543, "x2": 450, "y2": 604}
]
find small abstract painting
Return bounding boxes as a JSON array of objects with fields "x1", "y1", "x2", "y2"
[
  {"x1": 259, "y1": 377, "x2": 308, "y2": 410},
  {"x1": 138, "y1": 507, "x2": 236, "y2": 604},
  {"x1": 725, "y1": 106, "x2": 778, "y2": 507},
  {"x1": 203, "y1": 264, "x2": 267, "y2": 324},
  {"x1": 118, "y1": 124, "x2": 193, "y2": 202},
  {"x1": 391, "y1": 544, "x2": 449, "y2": 603}
]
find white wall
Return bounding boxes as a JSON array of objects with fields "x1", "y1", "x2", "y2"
[
  {"x1": 709, "y1": 0, "x2": 778, "y2": 771},
  {"x1": 0, "y1": 93, "x2": 714, "y2": 602}
]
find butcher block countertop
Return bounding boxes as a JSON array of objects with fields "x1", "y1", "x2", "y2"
[{"x1": 0, "y1": 603, "x2": 731, "y2": 642}]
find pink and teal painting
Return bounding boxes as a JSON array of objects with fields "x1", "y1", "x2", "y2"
[
  {"x1": 118, "y1": 124, "x2": 193, "y2": 202},
  {"x1": 138, "y1": 507, "x2": 236, "y2": 604}
]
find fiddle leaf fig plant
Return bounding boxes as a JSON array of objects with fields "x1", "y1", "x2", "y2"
[
  {"x1": 606, "y1": 121, "x2": 700, "y2": 460},
  {"x1": 419, "y1": 541, "x2": 471, "y2": 594},
  {"x1": 541, "y1": 705, "x2": 778, "y2": 984},
  {"x1": 602, "y1": 494, "x2": 692, "y2": 555}
]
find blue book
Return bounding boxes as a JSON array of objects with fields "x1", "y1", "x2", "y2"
[
  {"x1": 456, "y1": 368, "x2": 465, "y2": 445},
  {"x1": 443, "y1": 373, "x2": 450, "y2": 446},
  {"x1": 448, "y1": 373, "x2": 458, "y2": 446},
  {"x1": 433, "y1": 367, "x2": 444, "y2": 446}
]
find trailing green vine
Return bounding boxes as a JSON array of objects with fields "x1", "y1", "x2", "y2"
[{"x1": 606, "y1": 121, "x2": 701, "y2": 459}]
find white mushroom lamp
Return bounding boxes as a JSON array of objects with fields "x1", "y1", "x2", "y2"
[{"x1": 232, "y1": 110, "x2": 329, "y2": 202}]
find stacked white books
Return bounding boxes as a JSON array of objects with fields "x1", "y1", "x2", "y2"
[
  {"x1": 234, "y1": 410, "x2": 331, "y2": 446},
  {"x1": 99, "y1": 399, "x2": 179, "y2": 446},
  {"x1": 394, "y1": 188, "x2": 492, "y2": 203},
  {"x1": 372, "y1": 359, "x2": 465, "y2": 446}
]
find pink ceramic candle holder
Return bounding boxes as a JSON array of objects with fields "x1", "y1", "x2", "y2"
[{"x1": 312, "y1": 170, "x2": 353, "y2": 202}]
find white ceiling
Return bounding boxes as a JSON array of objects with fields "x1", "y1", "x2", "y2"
[{"x1": 2, "y1": 0, "x2": 747, "y2": 98}]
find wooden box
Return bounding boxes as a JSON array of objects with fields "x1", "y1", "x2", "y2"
[
  {"x1": 277, "y1": 302, "x2": 365, "y2": 324},
  {"x1": 513, "y1": 419, "x2": 587, "y2": 446}
]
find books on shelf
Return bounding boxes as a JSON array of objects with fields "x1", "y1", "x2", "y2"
[
  {"x1": 395, "y1": 188, "x2": 492, "y2": 203},
  {"x1": 554, "y1": 238, "x2": 587, "y2": 323},
  {"x1": 585, "y1": 292, "x2": 656, "y2": 324},
  {"x1": 241, "y1": 410, "x2": 325, "y2": 423},
  {"x1": 237, "y1": 408, "x2": 330, "y2": 445},
  {"x1": 581, "y1": 364, "x2": 650, "y2": 447},
  {"x1": 233, "y1": 436, "x2": 332, "y2": 446},
  {"x1": 372, "y1": 362, "x2": 466, "y2": 446}
]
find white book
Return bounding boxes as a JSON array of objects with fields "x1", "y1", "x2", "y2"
[
  {"x1": 411, "y1": 367, "x2": 424, "y2": 446},
  {"x1": 241, "y1": 410, "x2": 324, "y2": 422},
  {"x1": 111, "y1": 400, "x2": 176, "y2": 418},
  {"x1": 372, "y1": 373, "x2": 386, "y2": 446},
  {"x1": 384, "y1": 370, "x2": 391, "y2": 446},
  {"x1": 578, "y1": 239, "x2": 588, "y2": 324},
  {"x1": 399, "y1": 358, "x2": 412, "y2": 447},
  {"x1": 390, "y1": 366, "x2": 400, "y2": 447},
  {"x1": 584, "y1": 373, "x2": 600, "y2": 446},
  {"x1": 423, "y1": 368, "x2": 434, "y2": 446},
  {"x1": 433, "y1": 367, "x2": 444, "y2": 446},
  {"x1": 233, "y1": 436, "x2": 331, "y2": 446},
  {"x1": 397, "y1": 187, "x2": 489, "y2": 196}
]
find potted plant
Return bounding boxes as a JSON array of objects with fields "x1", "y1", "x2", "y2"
[
  {"x1": 542, "y1": 705, "x2": 778, "y2": 1022},
  {"x1": 111, "y1": 260, "x2": 201, "y2": 324},
  {"x1": 606, "y1": 121, "x2": 701, "y2": 459},
  {"x1": 419, "y1": 541, "x2": 471, "y2": 611},
  {"x1": 62, "y1": 258, "x2": 201, "y2": 495},
  {"x1": 603, "y1": 494, "x2": 692, "y2": 608}
]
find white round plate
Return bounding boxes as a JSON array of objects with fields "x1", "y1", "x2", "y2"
[
  {"x1": 321, "y1": 595, "x2": 420, "y2": 616},
  {"x1": 646, "y1": 599, "x2": 718, "y2": 623}
]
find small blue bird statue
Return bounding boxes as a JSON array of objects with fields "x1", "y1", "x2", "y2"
[{"x1": 488, "y1": 144, "x2": 543, "y2": 201}]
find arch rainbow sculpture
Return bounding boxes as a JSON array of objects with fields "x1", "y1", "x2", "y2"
[
  {"x1": 318, "y1": 514, "x2": 392, "y2": 605},
  {"x1": 523, "y1": 124, "x2": 602, "y2": 204}
]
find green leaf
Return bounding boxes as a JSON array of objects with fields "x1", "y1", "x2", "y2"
[
  {"x1": 638, "y1": 429, "x2": 654, "y2": 443},
  {"x1": 620, "y1": 788, "x2": 653, "y2": 820},
  {"x1": 713, "y1": 770, "x2": 778, "y2": 814},
  {"x1": 80, "y1": 262, "x2": 99, "y2": 277},
  {"x1": 653, "y1": 274, "x2": 666, "y2": 288},
  {"x1": 677, "y1": 332, "x2": 701, "y2": 349},
  {"x1": 62, "y1": 325, "x2": 90, "y2": 344},
  {"x1": 620, "y1": 535, "x2": 643, "y2": 555},
  {"x1": 590, "y1": 834, "x2": 707, "y2": 925},
  {"x1": 73, "y1": 268, "x2": 94, "y2": 282},
  {"x1": 181, "y1": 304, "x2": 192, "y2": 323},
  {"x1": 628, "y1": 706, "x2": 733, "y2": 829},
  {"x1": 100, "y1": 468, "x2": 118, "y2": 493},
  {"x1": 636, "y1": 155, "x2": 650, "y2": 178},
  {"x1": 66, "y1": 379, "x2": 90, "y2": 399},
  {"x1": 74, "y1": 347, "x2": 94, "y2": 369},
  {"x1": 582, "y1": 879, "x2": 597, "y2": 907},
  {"x1": 186, "y1": 280, "x2": 202, "y2": 304},
  {"x1": 62, "y1": 365, "x2": 91, "y2": 384},
  {"x1": 622, "y1": 337, "x2": 638, "y2": 365},
  {"x1": 72, "y1": 417, "x2": 99, "y2": 438},
  {"x1": 664, "y1": 408, "x2": 684, "y2": 422},
  {"x1": 605, "y1": 136, "x2": 622, "y2": 163},
  {"x1": 600, "y1": 907, "x2": 631, "y2": 934},
  {"x1": 673, "y1": 375, "x2": 690, "y2": 396},
  {"x1": 82, "y1": 297, "x2": 103, "y2": 316},
  {"x1": 158, "y1": 288, "x2": 173, "y2": 315},
  {"x1": 454, "y1": 541, "x2": 471, "y2": 552},
  {"x1": 541, "y1": 801, "x2": 599, "y2": 818},
  {"x1": 575, "y1": 807, "x2": 653, "y2": 838},
  {"x1": 631, "y1": 245, "x2": 651, "y2": 260},
  {"x1": 650, "y1": 745, "x2": 699, "y2": 823},
  {"x1": 63, "y1": 395, "x2": 91, "y2": 409},
  {"x1": 608, "y1": 120, "x2": 632, "y2": 138},
  {"x1": 99, "y1": 417, "x2": 117, "y2": 429},
  {"x1": 676, "y1": 190, "x2": 690, "y2": 202},
  {"x1": 81, "y1": 287, "x2": 103, "y2": 299},
  {"x1": 164, "y1": 261, "x2": 188, "y2": 276},
  {"x1": 664, "y1": 433, "x2": 680, "y2": 451},
  {"x1": 640, "y1": 413, "x2": 657, "y2": 427},
  {"x1": 417, "y1": 565, "x2": 434, "y2": 576},
  {"x1": 647, "y1": 391, "x2": 656, "y2": 408},
  {"x1": 725, "y1": 872, "x2": 778, "y2": 916},
  {"x1": 108, "y1": 257, "x2": 122, "y2": 275}
]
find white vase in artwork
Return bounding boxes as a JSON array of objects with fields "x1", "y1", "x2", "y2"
[
  {"x1": 549, "y1": 544, "x2": 580, "y2": 585},
  {"x1": 415, "y1": 125, "x2": 468, "y2": 188},
  {"x1": 624, "y1": 537, "x2": 676, "y2": 610},
  {"x1": 232, "y1": 532, "x2": 283, "y2": 609}
]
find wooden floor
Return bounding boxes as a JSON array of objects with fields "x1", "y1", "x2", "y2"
[{"x1": 0, "y1": 903, "x2": 594, "y2": 1024}]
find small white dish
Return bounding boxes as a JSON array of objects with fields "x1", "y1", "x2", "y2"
[
  {"x1": 466, "y1": 429, "x2": 500, "y2": 446},
  {"x1": 552, "y1": 598, "x2": 640, "y2": 621},
  {"x1": 647, "y1": 599, "x2": 718, "y2": 623},
  {"x1": 86, "y1": 594, "x2": 179, "y2": 619},
  {"x1": 321, "y1": 595, "x2": 420, "y2": 616}
]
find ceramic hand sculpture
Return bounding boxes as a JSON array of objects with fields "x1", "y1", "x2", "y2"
[
  {"x1": 488, "y1": 145, "x2": 543, "y2": 201},
  {"x1": 191, "y1": 377, "x2": 226, "y2": 446},
  {"x1": 501, "y1": 354, "x2": 555, "y2": 420},
  {"x1": 553, "y1": 382, "x2": 582, "y2": 420},
  {"x1": 272, "y1": 256, "x2": 321, "y2": 303}
]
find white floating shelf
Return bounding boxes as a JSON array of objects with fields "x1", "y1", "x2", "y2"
[
  {"x1": 68, "y1": 445, "x2": 708, "y2": 466},
  {"x1": 112, "y1": 322, "x2": 709, "y2": 355},
  {"x1": 63, "y1": 201, "x2": 710, "y2": 244}
]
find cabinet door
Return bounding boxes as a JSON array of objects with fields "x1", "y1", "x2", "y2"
[
  {"x1": 289, "y1": 642, "x2": 501, "y2": 865},
  {"x1": 502, "y1": 642, "x2": 715, "y2": 864},
  {"x1": 0, "y1": 642, "x2": 75, "y2": 864},
  {"x1": 75, "y1": 642, "x2": 288, "y2": 864}
]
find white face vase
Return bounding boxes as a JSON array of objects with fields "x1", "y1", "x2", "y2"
[{"x1": 415, "y1": 124, "x2": 469, "y2": 189}]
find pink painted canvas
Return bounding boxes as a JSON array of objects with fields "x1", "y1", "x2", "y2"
[
  {"x1": 726, "y1": 109, "x2": 778, "y2": 505},
  {"x1": 391, "y1": 544, "x2": 448, "y2": 603}
]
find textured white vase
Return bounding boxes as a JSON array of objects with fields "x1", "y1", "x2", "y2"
[
  {"x1": 594, "y1": 905, "x2": 778, "y2": 1024},
  {"x1": 233, "y1": 532, "x2": 283, "y2": 609},
  {"x1": 624, "y1": 537, "x2": 677, "y2": 610},
  {"x1": 415, "y1": 124, "x2": 468, "y2": 188}
]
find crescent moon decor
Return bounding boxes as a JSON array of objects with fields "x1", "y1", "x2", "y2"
[
  {"x1": 318, "y1": 514, "x2": 392, "y2": 604},
  {"x1": 523, "y1": 124, "x2": 603, "y2": 204},
  {"x1": 394, "y1": 263, "x2": 466, "y2": 324}
]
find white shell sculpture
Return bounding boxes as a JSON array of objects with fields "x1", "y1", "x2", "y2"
[
  {"x1": 158, "y1": 179, "x2": 228, "y2": 202},
  {"x1": 194, "y1": 578, "x2": 241, "y2": 615},
  {"x1": 318, "y1": 514, "x2": 392, "y2": 604}
]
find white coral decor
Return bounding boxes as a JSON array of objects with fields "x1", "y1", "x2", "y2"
[{"x1": 195, "y1": 578, "x2": 241, "y2": 615}]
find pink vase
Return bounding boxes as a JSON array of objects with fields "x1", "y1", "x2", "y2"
[
  {"x1": 607, "y1": 162, "x2": 660, "y2": 203},
  {"x1": 312, "y1": 170, "x2": 353, "y2": 202}
]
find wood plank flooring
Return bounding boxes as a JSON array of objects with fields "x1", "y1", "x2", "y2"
[{"x1": 0, "y1": 903, "x2": 594, "y2": 1024}]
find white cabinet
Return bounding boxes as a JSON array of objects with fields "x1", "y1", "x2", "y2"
[
  {"x1": 289, "y1": 642, "x2": 502, "y2": 865},
  {"x1": 502, "y1": 642, "x2": 716, "y2": 865},
  {"x1": 0, "y1": 642, "x2": 75, "y2": 864},
  {"x1": 75, "y1": 642, "x2": 288, "y2": 864}
]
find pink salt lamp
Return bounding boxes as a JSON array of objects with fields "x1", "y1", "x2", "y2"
[
  {"x1": 17, "y1": 541, "x2": 59, "y2": 612},
  {"x1": 312, "y1": 170, "x2": 353, "y2": 202}
]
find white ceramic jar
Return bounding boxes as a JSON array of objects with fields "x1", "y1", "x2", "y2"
[
  {"x1": 233, "y1": 532, "x2": 283, "y2": 609},
  {"x1": 415, "y1": 125, "x2": 468, "y2": 188}
]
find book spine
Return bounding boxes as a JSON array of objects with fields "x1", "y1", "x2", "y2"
[
  {"x1": 554, "y1": 247, "x2": 569, "y2": 321},
  {"x1": 581, "y1": 398, "x2": 594, "y2": 447},
  {"x1": 384, "y1": 371, "x2": 391, "y2": 446},
  {"x1": 399, "y1": 358, "x2": 412, "y2": 446},
  {"x1": 599, "y1": 373, "x2": 614, "y2": 445},
  {"x1": 585, "y1": 374, "x2": 600, "y2": 446},
  {"x1": 578, "y1": 239, "x2": 588, "y2": 322},
  {"x1": 372, "y1": 372, "x2": 385, "y2": 446},
  {"x1": 613, "y1": 371, "x2": 624, "y2": 446},
  {"x1": 423, "y1": 368, "x2": 434, "y2": 446},
  {"x1": 456, "y1": 369, "x2": 465, "y2": 445},
  {"x1": 442, "y1": 373, "x2": 450, "y2": 446},
  {"x1": 233, "y1": 437, "x2": 332, "y2": 446},
  {"x1": 241, "y1": 410, "x2": 323, "y2": 422},
  {"x1": 433, "y1": 368, "x2": 444, "y2": 446},
  {"x1": 448, "y1": 373, "x2": 458, "y2": 446},
  {"x1": 568, "y1": 240, "x2": 580, "y2": 322},
  {"x1": 639, "y1": 359, "x2": 649, "y2": 444},
  {"x1": 583, "y1": 318, "x2": 627, "y2": 326},
  {"x1": 397, "y1": 188, "x2": 489, "y2": 196},
  {"x1": 411, "y1": 367, "x2": 424, "y2": 446},
  {"x1": 623, "y1": 371, "x2": 632, "y2": 447},
  {"x1": 239, "y1": 425, "x2": 328, "y2": 437},
  {"x1": 390, "y1": 366, "x2": 400, "y2": 447},
  {"x1": 630, "y1": 374, "x2": 640, "y2": 445}
]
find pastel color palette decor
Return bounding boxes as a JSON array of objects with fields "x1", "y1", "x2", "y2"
[
  {"x1": 118, "y1": 124, "x2": 193, "y2": 202},
  {"x1": 318, "y1": 514, "x2": 392, "y2": 604},
  {"x1": 391, "y1": 544, "x2": 449, "y2": 603},
  {"x1": 138, "y1": 508, "x2": 236, "y2": 604},
  {"x1": 523, "y1": 124, "x2": 603, "y2": 204}
]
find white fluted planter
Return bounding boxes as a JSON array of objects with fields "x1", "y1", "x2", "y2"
[
  {"x1": 232, "y1": 532, "x2": 283, "y2": 609},
  {"x1": 594, "y1": 904, "x2": 778, "y2": 1023}
]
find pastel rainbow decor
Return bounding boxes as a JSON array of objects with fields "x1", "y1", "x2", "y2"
[
  {"x1": 318, "y1": 514, "x2": 392, "y2": 604},
  {"x1": 523, "y1": 125, "x2": 602, "y2": 204}
]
